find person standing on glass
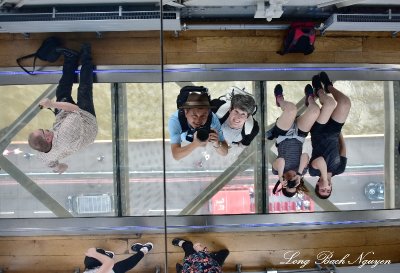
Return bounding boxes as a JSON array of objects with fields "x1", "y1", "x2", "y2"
[{"x1": 28, "y1": 43, "x2": 97, "y2": 174}]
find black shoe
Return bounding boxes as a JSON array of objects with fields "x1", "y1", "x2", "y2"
[
  {"x1": 96, "y1": 248, "x2": 114, "y2": 258},
  {"x1": 311, "y1": 75, "x2": 323, "y2": 96},
  {"x1": 172, "y1": 238, "x2": 185, "y2": 247},
  {"x1": 176, "y1": 263, "x2": 183, "y2": 273},
  {"x1": 274, "y1": 84, "x2": 284, "y2": 107},
  {"x1": 131, "y1": 242, "x2": 153, "y2": 253},
  {"x1": 143, "y1": 242, "x2": 153, "y2": 252},
  {"x1": 319, "y1": 71, "x2": 333, "y2": 93},
  {"x1": 56, "y1": 47, "x2": 79, "y2": 59},
  {"x1": 104, "y1": 250, "x2": 115, "y2": 258},
  {"x1": 304, "y1": 84, "x2": 315, "y2": 107}
]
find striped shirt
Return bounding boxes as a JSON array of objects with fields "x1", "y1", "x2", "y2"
[
  {"x1": 273, "y1": 138, "x2": 304, "y2": 174},
  {"x1": 38, "y1": 109, "x2": 97, "y2": 170},
  {"x1": 272, "y1": 122, "x2": 307, "y2": 175}
]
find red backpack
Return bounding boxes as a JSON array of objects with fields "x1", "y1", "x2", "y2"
[{"x1": 278, "y1": 22, "x2": 316, "y2": 55}]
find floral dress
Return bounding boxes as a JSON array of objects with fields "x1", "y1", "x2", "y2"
[{"x1": 182, "y1": 251, "x2": 222, "y2": 273}]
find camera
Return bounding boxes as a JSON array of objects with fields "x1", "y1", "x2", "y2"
[{"x1": 196, "y1": 127, "x2": 210, "y2": 142}]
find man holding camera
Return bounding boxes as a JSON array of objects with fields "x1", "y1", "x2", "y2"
[{"x1": 168, "y1": 92, "x2": 228, "y2": 160}]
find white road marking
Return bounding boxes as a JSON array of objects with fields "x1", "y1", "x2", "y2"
[{"x1": 333, "y1": 202, "x2": 357, "y2": 205}]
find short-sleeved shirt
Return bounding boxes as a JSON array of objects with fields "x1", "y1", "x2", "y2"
[
  {"x1": 168, "y1": 110, "x2": 225, "y2": 144},
  {"x1": 221, "y1": 121, "x2": 242, "y2": 145},
  {"x1": 272, "y1": 122, "x2": 307, "y2": 175},
  {"x1": 38, "y1": 109, "x2": 98, "y2": 170},
  {"x1": 309, "y1": 119, "x2": 347, "y2": 176},
  {"x1": 272, "y1": 138, "x2": 307, "y2": 175}
]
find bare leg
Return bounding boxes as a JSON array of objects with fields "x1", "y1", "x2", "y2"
[
  {"x1": 276, "y1": 98, "x2": 297, "y2": 131},
  {"x1": 297, "y1": 97, "x2": 320, "y2": 132},
  {"x1": 315, "y1": 89, "x2": 336, "y2": 125},
  {"x1": 329, "y1": 85, "x2": 351, "y2": 124}
]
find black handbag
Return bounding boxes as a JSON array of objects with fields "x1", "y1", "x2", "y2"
[{"x1": 16, "y1": 36, "x2": 62, "y2": 75}]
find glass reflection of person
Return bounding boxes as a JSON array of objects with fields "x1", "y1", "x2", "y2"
[
  {"x1": 270, "y1": 83, "x2": 320, "y2": 197},
  {"x1": 214, "y1": 92, "x2": 259, "y2": 147},
  {"x1": 172, "y1": 238, "x2": 229, "y2": 273},
  {"x1": 168, "y1": 91, "x2": 228, "y2": 160},
  {"x1": 308, "y1": 72, "x2": 351, "y2": 199},
  {"x1": 28, "y1": 44, "x2": 97, "y2": 174}
]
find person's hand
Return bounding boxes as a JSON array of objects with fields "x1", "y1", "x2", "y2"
[
  {"x1": 193, "y1": 131, "x2": 208, "y2": 147},
  {"x1": 53, "y1": 163, "x2": 68, "y2": 174},
  {"x1": 39, "y1": 98, "x2": 53, "y2": 109},
  {"x1": 85, "y1": 247, "x2": 98, "y2": 257},
  {"x1": 279, "y1": 174, "x2": 285, "y2": 184},
  {"x1": 193, "y1": 242, "x2": 207, "y2": 252},
  {"x1": 207, "y1": 129, "x2": 219, "y2": 146}
]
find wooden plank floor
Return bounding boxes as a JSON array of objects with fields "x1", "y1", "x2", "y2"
[
  {"x1": 0, "y1": 30, "x2": 399, "y2": 67},
  {"x1": 0, "y1": 226, "x2": 399, "y2": 272}
]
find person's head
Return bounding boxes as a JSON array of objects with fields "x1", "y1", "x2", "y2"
[
  {"x1": 28, "y1": 129, "x2": 53, "y2": 152},
  {"x1": 315, "y1": 177, "x2": 332, "y2": 199},
  {"x1": 279, "y1": 170, "x2": 309, "y2": 198},
  {"x1": 228, "y1": 94, "x2": 256, "y2": 129},
  {"x1": 193, "y1": 242, "x2": 207, "y2": 252},
  {"x1": 84, "y1": 248, "x2": 111, "y2": 269},
  {"x1": 180, "y1": 92, "x2": 213, "y2": 129}
]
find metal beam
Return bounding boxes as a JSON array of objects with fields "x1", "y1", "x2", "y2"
[
  {"x1": 385, "y1": 81, "x2": 398, "y2": 209},
  {"x1": 395, "y1": 81, "x2": 400, "y2": 209},
  {"x1": 0, "y1": 84, "x2": 57, "y2": 151},
  {"x1": 0, "y1": 155, "x2": 72, "y2": 217},
  {"x1": 253, "y1": 81, "x2": 267, "y2": 213},
  {"x1": 111, "y1": 83, "x2": 130, "y2": 216},
  {"x1": 179, "y1": 147, "x2": 255, "y2": 215}
]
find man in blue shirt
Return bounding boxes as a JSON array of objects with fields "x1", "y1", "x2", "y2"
[{"x1": 168, "y1": 92, "x2": 228, "y2": 160}]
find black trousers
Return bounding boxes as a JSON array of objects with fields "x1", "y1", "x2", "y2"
[
  {"x1": 84, "y1": 251, "x2": 144, "y2": 273},
  {"x1": 112, "y1": 251, "x2": 144, "y2": 273},
  {"x1": 56, "y1": 55, "x2": 95, "y2": 117}
]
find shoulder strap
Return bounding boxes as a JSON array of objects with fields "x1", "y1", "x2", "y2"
[
  {"x1": 16, "y1": 53, "x2": 37, "y2": 75},
  {"x1": 178, "y1": 109, "x2": 189, "y2": 132},
  {"x1": 241, "y1": 118, "x2": 259, "y2": 146},
  {"x1": 205, "y1": 111, "x2": 213, "y2": 128},
  {"x1": 219, "y1": 111, "x2": 229, "y2": 125}
]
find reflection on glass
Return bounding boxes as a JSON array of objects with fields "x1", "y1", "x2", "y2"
[
  {"x1": 126, "y1": 83, "x2": 164, "y2": 216},
  {"x1": 0, "y1": 79, "x2": 389, "y2": 218},
  {"x1": 0, "y1": 83, "x2": 113, "y2": 218},
  {"x1": 267, "y1": 80, "x2": 384, "y2": 212},
  {"x1": 164, "y1": 81, "x2": 257, "y2": 215}
]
